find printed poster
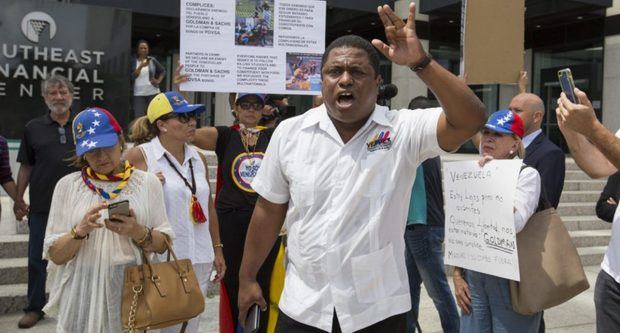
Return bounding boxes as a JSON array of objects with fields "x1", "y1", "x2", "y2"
[{"x1": 180, "y1": 0, "x2": 326, "y2": 95}]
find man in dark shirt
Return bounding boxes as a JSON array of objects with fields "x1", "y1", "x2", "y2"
[
  {"x1": 404, "y1": 97, "x2": 459, "y2": 333},
  {"x1": 0, "y1": 135, "x2": 19, "y2": 218},
  {"x1": 14, "y1": 75, "x2": 77, "y2": 328}
]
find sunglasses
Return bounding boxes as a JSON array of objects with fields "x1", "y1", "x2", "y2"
[
  {"x1": 58, "y1": 126, "x2": 67, "y2": 144},
  {"x1": 237, "y1": 102, "x2": 264, "y2": 111},
  {"x1": 162, "y1": 112, "x2": 197, "y2": 124}
]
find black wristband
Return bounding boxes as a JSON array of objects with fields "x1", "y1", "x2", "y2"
[{"x1": 409, "y1": 54, "x2": 432, "y2": 72}]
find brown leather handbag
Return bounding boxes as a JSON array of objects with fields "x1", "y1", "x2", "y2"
[
  {"x1": 121, "y1": 238, "x2": 205, "y2": 333},
  {"x1": 509, "y1": 207, "x2": 590, "y2": 315}
]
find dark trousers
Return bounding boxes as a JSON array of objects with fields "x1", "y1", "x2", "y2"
[
  {"x1": 275, "y1": 310, "x2": 407, "y2": 333},
  {"x1": 25, "y1": 213, "x2": 48, "y2": 313},
  {"x1": 594, "y1": 270, "x2": 620, "y2": 333},
  {"x1": 218, "y1": 208, "x2": 280, "y2": 333}
]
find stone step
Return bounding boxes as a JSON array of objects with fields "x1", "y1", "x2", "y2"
[
  {"x1": 566, "y1": 161, "x2": 580, "y2": 171},
  {"x1": 560, "y1": 190, "x2": 600, "y2": 203},
  {"x1": 563, "y1": 180, "x2": 606, "y2": 191},
  {"x1": 0, "y1": 235, "x2": 28, "y2": 260},
  {"x1": 0, "y1": 283, "x2": 27, "y2": 314},
  {"x1": 562, "y1": 216, "x2": 613, "y2": 231},
  {"x1": 0, "y1": 258, "x2": 27, "y2": 286},
  {"x1": 577, "y1": 246, "x2": 607, "y2": 266},
  {"x1": 569, "y1": 230, "x2": 612, "y2": 248},
  {"x1": 557, "y1": 202, "x2": 596, "y2": 217}
]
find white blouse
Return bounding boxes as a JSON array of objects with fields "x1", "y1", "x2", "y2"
[
  {"x1": 42, "y1": 169, "x2": 174, "y2": 333},
  {"x1": 139, "y1": 137, "x2": 214, "y2": 265}
]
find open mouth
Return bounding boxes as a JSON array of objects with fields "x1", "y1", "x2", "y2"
[{"x1": 336, "y1": 92, "x2": 355, "y2": 108}]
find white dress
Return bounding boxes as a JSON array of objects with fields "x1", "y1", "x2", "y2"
[{"x1": 42, "y1": 169, "x2": 174, "y2": 333}]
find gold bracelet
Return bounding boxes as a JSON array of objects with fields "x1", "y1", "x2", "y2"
[
  {"x1": 70, "y1": 226, "x2": 88, "y2": 240},
  {"x1": 133, "y1": 226, "x2": 150, "y2": 247},
  {"x1": 213, "y1": 243, "x2": 224, "y2": 248}
]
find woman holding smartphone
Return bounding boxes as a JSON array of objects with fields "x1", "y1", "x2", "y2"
[
  {"x1": 127, "y1": 91, "x2": 226, "y2": 333},
  {"x1": 42, "y1": 107, "x2": 173, "y2": 333}
]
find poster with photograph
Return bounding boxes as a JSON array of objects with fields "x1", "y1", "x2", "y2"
[{"x1": 180, "y1": 0, "x2": 326, "y2": 95}]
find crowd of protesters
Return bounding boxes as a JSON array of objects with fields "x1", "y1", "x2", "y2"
[{"x1": 2, "y1": 2, "x2": 620, "y2": 333}]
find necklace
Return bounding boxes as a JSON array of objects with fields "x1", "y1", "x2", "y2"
[
  {"x1": 162, "y1": 154, "x2": 207, "y2": 224},
  {"x1": 81, "y1": 160, "x2": 133, "y2": 199},
  {"x1": 240, "y1": 127, "x2": 264, "y2": 165}
]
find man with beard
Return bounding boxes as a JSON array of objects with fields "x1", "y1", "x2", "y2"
[
  {"x1": 14, "y1": 75, "x2": 77, "y2": 328},
  {"x1": 237, "y1": 3, "x2": 486, "y2": 332}
]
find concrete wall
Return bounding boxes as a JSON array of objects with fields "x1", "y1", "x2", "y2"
[{"x1": 603, "y1": 1, "x2": 620, "y2": 131}]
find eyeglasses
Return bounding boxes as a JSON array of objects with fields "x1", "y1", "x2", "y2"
[
  {"x1": 58, "y1": 127, "x2": 67, "y2": 144},
  {"x1": 237, "y1": 102, "x2": 264, "y2": 111},
  {"x1": 162, "y1": 112, "x2": 197, "y2": 124}
]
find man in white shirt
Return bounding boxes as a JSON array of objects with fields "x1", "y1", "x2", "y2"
[
  {"x1": 237, "y1": 3, "x2": 486, "y2": 332},
  {"x1": 556, "y1": 88, "x2": 620, "y2": 333}
]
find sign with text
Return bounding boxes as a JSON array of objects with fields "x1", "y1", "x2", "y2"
[
  {"x1": 0, "y1": 0, "x2": 131, "y2": 139},
  {"x1": 180, "y1": 0, "x2": 325, "y2": 95},
  {"x1": 444, "y1": 159, "x2": 522, "y2": 281}
]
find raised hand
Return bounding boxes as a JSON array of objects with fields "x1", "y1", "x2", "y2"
[{"x1": 371, "y1": 2, "x2": 427, "y2": 67}]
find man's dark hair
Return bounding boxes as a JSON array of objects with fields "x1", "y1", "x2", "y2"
[
  {"x1": 320, "y1": 35, "x2": 380, "y2": 78},
  {"x1": 408, "y1": 96, "x2": 439, "y2": 109}
]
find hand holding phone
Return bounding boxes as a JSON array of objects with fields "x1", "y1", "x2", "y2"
[
  {"x1": 108, "y1": 200, "x2": 130, "y2": 220},
  {"x1": 558, "y1": 68, "x2": 578, "y2": 104},
  {"x1": 245, "y1": 304, "x2": 260, "y2": 333}
]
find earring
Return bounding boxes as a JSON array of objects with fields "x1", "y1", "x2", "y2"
[
  {"x1": 162, "y1": 128, "x2": 168, "y2": 133},
  {"x1": 509, "y1": 150, "x2": 514, "y2": 154}
]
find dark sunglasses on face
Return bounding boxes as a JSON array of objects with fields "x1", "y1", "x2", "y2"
[
  {"x1": 58, "y1": 126, "x2": 67, "y2": 144},
  {"x1": 237, "y1": 101, "x2": 264, "y2": 111},
  {"x1": 163, "y1": 112, "x2": 197, "y2": 123}
]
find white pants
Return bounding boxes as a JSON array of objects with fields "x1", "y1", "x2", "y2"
[{"x1": 159, "y1": 262, "x2": 213, "y2": 333}]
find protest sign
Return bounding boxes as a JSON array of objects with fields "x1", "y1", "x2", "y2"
[
  {"x1": 180, "y1": 0, "x2": 325, "y2": 95},
  {"x1": 460, "y1": 0, "x2": 524, "y2": 84},
  {"x1": 444, "y1": 159, "x2": 522, "y2": 281}
]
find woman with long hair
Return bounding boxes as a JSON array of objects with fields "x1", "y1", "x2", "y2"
[
  {"x1": 43, "y1": 107, "x2": 173, "y2": 332},
  {"x1": 453, "y1": 110, "x2": 543, "y2": 332},
  {"x1": 126, "y1": 91, "x2": 226, "y2": 333},
  {"x1": 131, "y1": 39, "x2": 165, "y2": 118}
]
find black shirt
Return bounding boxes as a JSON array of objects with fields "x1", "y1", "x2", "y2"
[
  {"x1": 422, "y1": 156, "x2": 445, "y2": 226},
  {"x1": 17, "y1": 113, "x2": 77, "y2": 214},
  {"x1": 215, "y1": 126, "x2": 274, "y2": 212}
]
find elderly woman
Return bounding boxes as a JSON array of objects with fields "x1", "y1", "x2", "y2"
[
  {"x1": 127, "y1": 91, "x2": 226, "y2": 333},
  {"x1": 42, "y1": 107, "x2": 173, "y2": 333},
  {"x1": 453, "y1": 109, "x2": 543, "y2": 333}
]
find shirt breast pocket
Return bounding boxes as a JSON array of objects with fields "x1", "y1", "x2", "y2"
[
  {"x1": 351, "y1": 243, "x2": 403, "y2": 303},
  {"x1": 360, "y1": 150, "x2": 395, "y2": 197}
]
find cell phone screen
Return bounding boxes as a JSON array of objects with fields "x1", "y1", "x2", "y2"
[
  {"x1": 558, "y1": 69, "x2": 577, "y2": 103},
  {"x1": 245, "y1": 305, "x2": 260, "y2": 333},
  {"x1": 108, "y1": 200, "x2": 130, "y2": 217}
]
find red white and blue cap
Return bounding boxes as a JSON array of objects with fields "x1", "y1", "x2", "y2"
[
  {"x1": 72, "y1": 107, "x2": 123, "y2": 156},
  {"x1": 484, "y1": 109, "x2": 524, "y2": 139}
]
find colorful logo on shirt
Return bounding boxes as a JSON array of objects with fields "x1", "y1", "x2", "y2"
[
  {"x1": 231, "y1": 152, "x2": 265, "y2": 193},
  {"x1": 366, "y1": 130, "x2": 393, "y2": 152}
]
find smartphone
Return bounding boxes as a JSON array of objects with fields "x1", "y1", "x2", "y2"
[
  {"x1": 245, "y1": 304, "x2": 260, "y2": 333},
  {"x1": 108, "y1": 200, "x2": 130, "y2": 218},
  {"x1": 558, "y1": 68, "x2": 578, "y2": 103}
]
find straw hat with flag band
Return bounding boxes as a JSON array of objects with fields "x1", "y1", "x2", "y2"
[{"x1": 147, "y1": 91, "x2": 206, "y2": 123}]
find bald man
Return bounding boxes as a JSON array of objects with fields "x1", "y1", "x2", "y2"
[{"x1": 509, "y1": 93, "x2": 565, "y2": 208}]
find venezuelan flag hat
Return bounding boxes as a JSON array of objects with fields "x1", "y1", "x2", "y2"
[{"x1": 147, "y1": 91, "x2": 206, "y2": 123}]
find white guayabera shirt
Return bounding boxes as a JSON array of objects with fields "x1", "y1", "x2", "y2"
[
  {"x1": 251, "y1": 104, "x2": 445, "y2": 333},
  {"x1": 43, "y1": 170, "x2": 174, "y2": 333}
]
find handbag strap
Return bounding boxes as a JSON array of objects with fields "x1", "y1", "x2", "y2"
[
  {"x1": 140, "y1": 237, "x2": 183, "y2": 279},
  {"x1": 519, "y1": 164, "x2": 552, "y2": 212}
]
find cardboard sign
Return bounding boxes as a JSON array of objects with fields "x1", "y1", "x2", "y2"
[
  {"x1": 460, "y1": 0, "x2": 524, "y2": 84},
  {"x1": 180, "y1": 0, "x2": 325, "y2": 95},
  {"x1": 444, "y1": 159, "x2": 522, "y2": 281}
]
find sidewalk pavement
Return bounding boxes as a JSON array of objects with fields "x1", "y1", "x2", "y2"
[{"x1": 0, "y1": 266, "x2": 601, "y2": 332}]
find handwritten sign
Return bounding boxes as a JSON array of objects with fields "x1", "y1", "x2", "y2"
[{"x1": 444, "y1": 159, "x2": 522, "y2": 281}]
